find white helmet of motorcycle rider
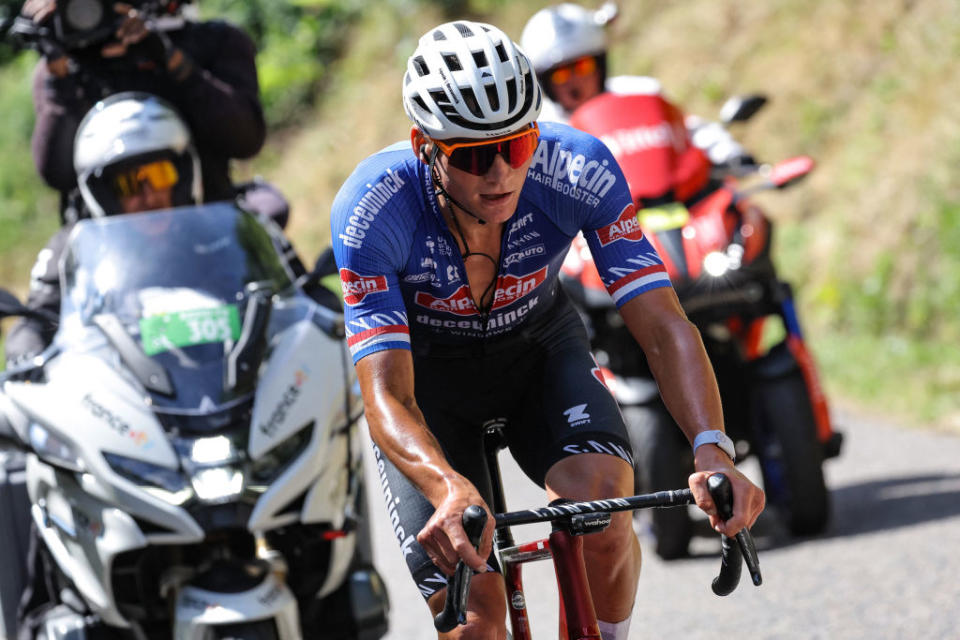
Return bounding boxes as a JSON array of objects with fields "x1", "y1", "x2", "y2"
[
  {"x1": 402, "y1": 20, "x2": 542, "y2": 140},
  {"x1": 520, "y1": 3, "x2": 616, "y2": 102},
  {"x1": 74, "y1": 92, "x2": 202, "y2": 218}
]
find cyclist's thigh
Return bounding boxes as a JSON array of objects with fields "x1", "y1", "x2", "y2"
[{"x1": 507, "y1": 335, "x2": 634, "y2": 487}]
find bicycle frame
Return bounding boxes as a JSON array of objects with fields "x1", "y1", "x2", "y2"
[
  {"x1": 500, "y1": 525, "x2": 601, "y2": 640},
  {"x1": 487, "y1": 426, "x2": 603, "y2": 640}
]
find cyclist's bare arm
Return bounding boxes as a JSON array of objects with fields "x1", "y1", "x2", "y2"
[
  {"x1": 617, "y1": 287, "x2": 765, "y2": 534},
  {"x1": 356, "y1": 350, "x2": 493, "y2": 573}
]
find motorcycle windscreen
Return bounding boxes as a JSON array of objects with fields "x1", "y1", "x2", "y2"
[
  {"x1": 569, "y1": 92, "x2": 711, "y2": 203},
  {"x1": 58, "y1": 203, "x2": 294, "y2": 416}
]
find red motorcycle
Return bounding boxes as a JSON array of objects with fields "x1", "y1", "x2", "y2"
[{"x1": 562, "y1": 92, "x2": 843, "y2": 558}]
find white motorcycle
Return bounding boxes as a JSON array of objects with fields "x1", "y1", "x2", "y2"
[{"x1": 0, "y1": 203, "x2": 388, "y2": 639}]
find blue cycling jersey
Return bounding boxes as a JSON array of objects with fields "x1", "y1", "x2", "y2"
[{"x1": 331, "y1": 122, "x2": 672, "y2": 364}]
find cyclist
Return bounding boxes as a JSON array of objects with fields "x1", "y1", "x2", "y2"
[
  {"x1": 331, "y1": 20, "x2": 765, "y2": 640},
  {"x1": 19, "y1": 0, "x2": 265, "y2": 223},
  {"x1": 520, "y1": 2, "x2": 751, "y2": 168}
]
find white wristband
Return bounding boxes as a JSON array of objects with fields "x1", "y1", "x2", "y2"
[{"x1": 692, "y1": 430, "x2": 736, "y2": 462}]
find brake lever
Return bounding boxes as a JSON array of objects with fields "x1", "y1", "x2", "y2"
[
  {"x1": 706, "y1": 473, "x2": 762, "y2": 594},
  {"x1": 433, "y1": 505, "x2": 487, "y2": 632}
]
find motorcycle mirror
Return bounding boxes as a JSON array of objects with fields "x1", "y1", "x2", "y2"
[
  {"x1": 0, "y1": 288, "x2": 28, "y2": 319},
  {"x1": 719, "y1": 94, "x2": 769, "y2": 125},
  {"x1": 0, "y1": 394, "x2": 28, "y2": 452},
  {"x1": 595, "y1": 2, "x2": 619, "y2": 26},
  {"x1": 769, "y1": 155, "x2": 815, "y2": 189},
  {"x1": 0, "y1": 288, "x2": 58, "y2": 325}
]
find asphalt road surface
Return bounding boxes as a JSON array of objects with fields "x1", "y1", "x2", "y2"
[{"x1": 362, "y1": 407, "x2": 960, "y2": 639}]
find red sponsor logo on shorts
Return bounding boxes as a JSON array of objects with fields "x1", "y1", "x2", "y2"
[
  {"x1": 414, "y1": 266, "x2": 549, "y2": 315},
  {"x1": 339, "y1": 268, "x2": 389, "y2": 306},
  {"x1": 598, "y1": 203, "x2": 644, "y2": 247}
]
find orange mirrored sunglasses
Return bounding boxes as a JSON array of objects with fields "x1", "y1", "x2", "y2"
[
  {"x1": 433, "y1": 123, "x2": 541, "y2": 176},
  {"x1": 112, "y1": 160, "x2": 179, "y2": 198},
  {"x1": 549, "y1": 55, "x2": 598, "y2": 86}
]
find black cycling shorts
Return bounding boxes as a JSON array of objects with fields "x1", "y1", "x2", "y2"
[{"x1": 370, "y1": 298, "x2": 634, "y2": 600}]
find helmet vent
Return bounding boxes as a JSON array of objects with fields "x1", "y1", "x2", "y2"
[
  {"x1": 485, "y1": 84, "x2": 500, "y2": 111},
  {"x1": 432, "y1": 29, "x2": 447, "y2": 40},
  {"x1": 495, "y1": 42, "x2": 508, "y2": 62},
  {"x1": 429, "y1": 89, "x2": 449, "y2": 106},
  {"x1": 454, "y1": 22, "x2": 474, "y2": 37},
  {"x1": 471, "y1": 50, "x2": 488, "y2": 68},
  {"x1": 443, "y1": 53, "x2": 462, "y2": 71},
  {"x1": 460, "y1": 87, "x2": 482, "y2": 118},
  {"x1": 506, "y1": 76, "x2": 518, "y2": 112},
  {"x1": 413, "y1": 56, "x2": 429, "y2": 77}
]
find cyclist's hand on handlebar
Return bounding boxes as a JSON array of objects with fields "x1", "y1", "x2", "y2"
[
  {"x1": 418, "y1": 476, "x2": 493, "y2": 575},
  {"x1": 689, "y1": 447, "x2": 765, "y2": 537}
]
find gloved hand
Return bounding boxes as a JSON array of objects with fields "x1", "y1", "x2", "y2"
[
  {"x1": 685, "y1": 115, "x2": 755, "y2": 169},
  {"x1": 19, "y1": 0, "x2": 70, "y2": 76}
]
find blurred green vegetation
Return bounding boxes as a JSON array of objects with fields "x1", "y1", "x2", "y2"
[{"x1": 0, "y1": 0, "x2": 958, "y2": 429}]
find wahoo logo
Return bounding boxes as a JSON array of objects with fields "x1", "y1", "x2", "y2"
[
  {"x1": 564, "y1": 404, "x2": 591, "y2": 427},
  {"x1": 340, "y1": 268, "x2": 389, "y2": 306},
  {"x1": 598, "y1": 203, "x2": 644, "y2": 247},
  {"x1": 338, "y1": 168, "x2": 406, "y2": 249}
]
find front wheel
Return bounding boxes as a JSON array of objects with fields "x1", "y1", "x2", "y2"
[
  {"x1": 211, "y1": 620, "x2": 279, "y2": 640},
  {"x1": 754, "y1": 367, "x2": 830, "y2": 535},
  {"x1": 623, "y1": 404, "x2": 694, "y2": 559}
]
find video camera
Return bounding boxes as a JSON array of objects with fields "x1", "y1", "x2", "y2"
[{"x1": 9, "y1": 0, "x2": 190, "y2": 51}]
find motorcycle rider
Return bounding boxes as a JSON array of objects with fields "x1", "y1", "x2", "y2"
[
  {"x1": 4, "y1": 90, "x2": 314, "y2": 367},
  {"x1": 331, "y1": 20, "x2": 764, "y2": 639},
  {"x1": 4, "y1": 92, "x2": 201, "y2": 365},
  {"x1": 520, "y1": 2, "x2": 751, "y2": 169},
  {"x1": 18, "y1": 0, "x2": 266, "y2": 224}
]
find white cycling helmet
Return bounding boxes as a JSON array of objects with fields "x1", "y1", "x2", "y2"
[
  {"x1": 402, "y1": 20, "x2": 542, "y2": 140},
  {"x1": 74, "y1": 92, "x2": 202, "y2": 218},
  {"x1": 520, "y1": 3, "x2": 613, "y2": 73}
]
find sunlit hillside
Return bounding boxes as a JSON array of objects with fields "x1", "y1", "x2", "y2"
[
  {"x1": 2, "y1": 0, "x2": 958, "y2": 429},
  {"x1": 262, "y1": 0, "x2": 960, "y2": 430}
]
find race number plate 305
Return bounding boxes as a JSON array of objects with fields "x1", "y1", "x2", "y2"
[{"x1": 140, "y1": 305, "x2": 242, "y2": 356}]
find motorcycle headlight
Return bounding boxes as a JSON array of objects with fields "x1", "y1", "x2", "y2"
[
  {"x1": 191, "y1": 466, "x2": 244, "y2": 502},
  {"x1": 29, "y1": 423, "x2": 85, "y2": 473},
  {"x1": 249, "y1": 421, "x2": 314, "y2": 487},
  {"x1": 103, "y1": 452, "x2": 193, "y2": 506},
  {"x1": 703, "y1": 251, "x2": 731, "y2": 277},
  {"x1": 189, "y1": 435, "x2": 240, "y2": 465}
]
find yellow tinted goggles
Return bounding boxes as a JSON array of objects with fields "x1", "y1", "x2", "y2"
[
  {"x1": 549, "y1": 55, "x2": 598, "y2": 86},
  {"x1": 112, "y1": 160, "x2": 179, "y2": 198}
]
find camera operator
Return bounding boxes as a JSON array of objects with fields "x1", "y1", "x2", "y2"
[{"x1": 19, "y1": 0, "x2": 266, "y2": 223}]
